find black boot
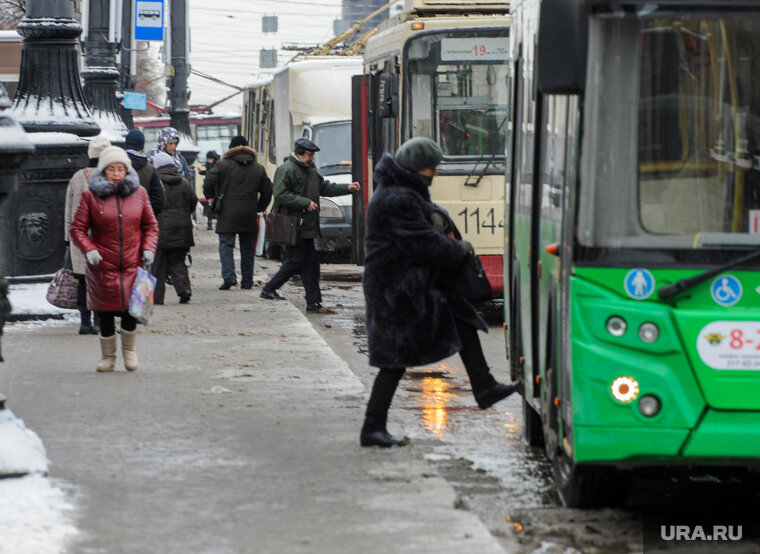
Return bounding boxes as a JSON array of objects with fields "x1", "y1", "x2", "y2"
[
  {"x1": 474, "y1": 382, "x2": 520, "y2": 409},
  {"x1": 360, "y1": 368, "x2": 407, "y2": 448},
  {"x1": 360, "y1": 425, "x2": 405, "y2": 448},
  {"x1": 78, "y1": 309, "x2": 96, "y2": 335},
  {"x1": 92, "y1": 311, "x2": 101, "y2": 335}
]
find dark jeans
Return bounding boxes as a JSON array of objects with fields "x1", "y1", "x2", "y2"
[
  {"x1": 262, "y1": 238, "x2": 321, "y2": 304},
  {"x1": 363, "y1": 319, "x2": 497, "y2": 432},
  {"x1": 219, "y1": 232, "x2": 255, "y2": 285},
  {"x1": 97, "y1": 311, "x2": 137, "y2": 337},
  {"x1": 153, "y1": 247, "x2": 191, "y2": 303}
]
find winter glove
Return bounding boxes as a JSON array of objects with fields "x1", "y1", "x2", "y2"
[
  {"x1": 86, "y1": 250, "x2": 102, "y2": 266},
  {"x1": 142, "y1": 250, "x2": 155, "y2": 266}
]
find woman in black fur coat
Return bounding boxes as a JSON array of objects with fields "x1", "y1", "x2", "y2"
[{"x1": 361, "y1": 137, "x2": 519, "y2": 448}]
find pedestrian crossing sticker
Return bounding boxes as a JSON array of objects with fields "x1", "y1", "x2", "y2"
[{"x1": 624, "y1": 269, "x2": 655, "y2": 300}]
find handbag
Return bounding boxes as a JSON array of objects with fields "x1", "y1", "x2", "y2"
[
  {"x1": 266, "y1": 212, "x2": 302, "y2": 246},
  {"x1": 128, "y1": 266, "x2": 157, "y2": 325},
  {"x1": 447, "y1": 254, "x2": 493, "y2": 303},
  {"x1": 45, "y1": 268, "x2": 79, "y2": 309},
  {"x1": 439, "y1": 216, "x2": 493, "y2": 303},
  {"x1": 266, "y1": 174, "x2": 311, "y2": 246}
]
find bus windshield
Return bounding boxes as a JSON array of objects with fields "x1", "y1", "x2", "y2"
[
  {"x1": 404, "y1": 29, "x2": 508, "y2": 169},
  {"x1": 312, "y1": 121, "x2": 351, "y2": 175},
  {"x1": 579, "y1": 11, "x2": 760, "y2": 250}
]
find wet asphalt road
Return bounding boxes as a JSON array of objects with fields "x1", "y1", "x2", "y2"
[{"x1": 286, "y1": 264, "x2": 760, "y2": 554}]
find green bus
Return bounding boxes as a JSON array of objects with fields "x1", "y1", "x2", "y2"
[{"x1": 506, "y1": 0, "x2": 760, "y2": 507}]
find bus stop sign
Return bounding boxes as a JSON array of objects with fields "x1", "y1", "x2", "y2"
[{"x1": 135, "y1": 0, "x2": 164, "y2": 41}]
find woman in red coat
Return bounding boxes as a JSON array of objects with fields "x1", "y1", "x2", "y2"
[{"x1": 70, "y1": 146, "x2": 159, "y2": 372}]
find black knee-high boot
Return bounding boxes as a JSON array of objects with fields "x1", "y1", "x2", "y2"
[{"x1": 361, "y1": 368, "x2": 406, "y2": 447}]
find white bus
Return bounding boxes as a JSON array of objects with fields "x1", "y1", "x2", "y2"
[{"x1": 243, "y1": 57, "x2": 362, "y2": 258}]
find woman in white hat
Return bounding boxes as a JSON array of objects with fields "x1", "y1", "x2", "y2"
[{"x1": 70, "y1": 146, "x2": 159, "y2": 373}]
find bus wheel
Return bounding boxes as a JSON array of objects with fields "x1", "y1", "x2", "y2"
[
  {"x1": 553, "y1": 453, "x2": 631, "y2": 508},
  {"x1": 522, "y1": 397, "x2": 544, "y2": 447}
]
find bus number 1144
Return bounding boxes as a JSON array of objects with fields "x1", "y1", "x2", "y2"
[{"x1": 456, "y1": 207, "x2": 503, "y2": 235}]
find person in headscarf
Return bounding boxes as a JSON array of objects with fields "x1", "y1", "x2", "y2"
[{"x1": 148, "y1": 127, "x2": 194, "y2": 185}]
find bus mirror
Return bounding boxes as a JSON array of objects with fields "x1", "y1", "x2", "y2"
[
  {"x1": 537, "y1": 0, "x2": 587, "y2": 94},
  {"x1": 377, "y1": 73, "x2": 399, "y2": 119}
]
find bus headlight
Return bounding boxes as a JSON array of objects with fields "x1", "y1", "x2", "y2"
[
  {"x1": 638, "y1": 394, "x2": 661, "y2": 417},
  {"x1": 638, "y1": 322, "x2": 659, "y2": 343},
  {"x1": 606, "y1": 316, "x2": 627, "y2": 337},
  {"x1": 319, "y1": 198, "x2": 344, "y2": 219},
  {"x1": 611, "y1": 376, "x2": 639, "y2": 403}
]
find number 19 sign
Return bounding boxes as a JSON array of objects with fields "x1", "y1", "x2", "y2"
[
  {"x1": 135, "y1": 0, "x2": 164, "y2": 41},
  {"x1": 441, "y1": 37, "x2": 508, "y2": 62}
]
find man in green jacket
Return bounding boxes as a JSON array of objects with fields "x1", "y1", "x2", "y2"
[{"x1": 261, "y1": 138, "x2": 360, "y2": 313}]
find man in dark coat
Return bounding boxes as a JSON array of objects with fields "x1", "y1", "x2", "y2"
[
  {"x1": 360, "y1": 137, "x2": 519, "y2": 448},
  {"x1": 203, "y1": 136, "x2": 273, "y2": 290},
  {"x1": 259, "y1": 138, "x2": 360, "y2": 312},
  {"x1": 151, "y1": 152, "x2": 198, "y2": 304},
  {"x1": 124, "y1": 129, "x2": 165, "y2": 216}
]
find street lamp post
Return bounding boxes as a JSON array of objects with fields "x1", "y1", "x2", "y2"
[
  {"x1": 82, "y1": 0, "x2": 129, "y2": 142},
  {"x1": 5, "y1": 0, "x2": 100, "y2": 277},
  {"x1": 168, "y1": 0, "x2": 198, "y2": 164}
]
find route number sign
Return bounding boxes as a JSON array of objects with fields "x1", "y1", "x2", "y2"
[{"x1": 441, "y1": 37, "x2": 508, "y2": 61}]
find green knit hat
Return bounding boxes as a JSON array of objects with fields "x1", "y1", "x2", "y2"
[{"x1": 395, "y1": 137, "x2": 442, "y2": 172}]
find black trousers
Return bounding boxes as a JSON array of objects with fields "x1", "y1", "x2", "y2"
[
  {"x1": 363, "y1": 319, "x2": 497, "y2": 432},
  {"x1": 74, "y1": 272, "x2": 88, "y2": 311},
  {"x1": 263, "y1": 238, "x2": 321, "y2": 304},
  {"x1": 97, "y1": 311, "x2": 137, "y2": 337},
  {"x1": 152, "y1": 247, "x2": 191, "y2": 303}
]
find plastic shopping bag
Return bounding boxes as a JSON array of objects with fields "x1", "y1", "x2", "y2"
[
  {"x1": 128, "y1": 267, "x2": 157, "y2": 325},
  {"x1": 255, "y1": 212, "x2": 266, "y2": 256}
]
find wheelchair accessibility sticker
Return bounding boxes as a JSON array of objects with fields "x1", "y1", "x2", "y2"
[
  {"x1": 711, "y1": 274, "x2": 742, "y2": 306},
  {"x1": 624, "y1": 269, "x2": 655, "y2": 300}
]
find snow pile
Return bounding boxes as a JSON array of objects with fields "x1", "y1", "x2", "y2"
[
  {"x1": 0, "y1": 406, "x2": 48, "y2": 476},
  {"x1": 0, "y1": 475, "x2": 78, "y2": 554},
  {"x1": 8, "y1": 282, "x2": 74, "y2": 316}
]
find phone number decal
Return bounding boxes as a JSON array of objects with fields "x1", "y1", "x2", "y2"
[{"x1": 696, "y1": 321, "x2": 760, "y2": 370}]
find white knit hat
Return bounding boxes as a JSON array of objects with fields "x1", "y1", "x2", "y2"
[
  {"x1": 97, "y1": 146, "x2": 132, "y2": 172},
  {"x1": 87, "y1": 135, "x2": 111, "y2": 159}
]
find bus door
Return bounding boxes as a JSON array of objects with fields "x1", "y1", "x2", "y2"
[{"x1": 351, "y1": 74, "x2": 370, "y2": 265}]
